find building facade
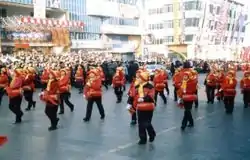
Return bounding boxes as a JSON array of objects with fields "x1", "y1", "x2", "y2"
[{"x1": 145, "y1": 0, "x2": 248, "y2": 59}]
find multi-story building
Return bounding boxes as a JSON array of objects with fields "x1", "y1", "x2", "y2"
[
  {"x1": 145, "y1": 0, "x2": 248, "y2": 59},
  {"x1": 63, "y1": 0, "x2": 144, "y2": 56}
]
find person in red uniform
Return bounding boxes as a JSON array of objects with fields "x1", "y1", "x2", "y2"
[
  {"x1": 75, "y1": 65, "x2": 84, "y2": 94},
  {"x1": 23, "y1": 67, "x2": 36, "y2": 111},
  {"x1": 0, "y1": 68, "x2": 9, "y2": 106},
  {"x1": 153, "y1": 69, "x2": 167, "y2": 104},
  {"x1": 58, "y1": 69, "x2": 74, "y2": 114},
  {"x1": 216, "y1": 69, "x2": 225, "y2": 101},
  {"x1": 40, "y1": 67, "x2": 50, "y2": 91},
  {"x1": 161, "y1": 68, "x2": 169, "y2": 95},
  {"x1": 204, "y1": 69, "x2": 217, "y2": 104},
  {"x1": 112, "y1": 67, "x2": 125, "y2": 103},
  {"x1": 83, "y1": 69, "x2": 105, "y2": 122},
  {"x1": 97, "y1": 66, "x2": 108, "y2": 90},
  {"x1": 172, "y1": 68, "x2": 182, "y2": 101},
  {"x1": 240, "y1": 71, "x2": 250, "y2": 108},
  {"x1": 179, "y1": 71, "x2": 197, "y2": 130},
  {"x1": 128, "y1": 71, "x2": 156, "y2": 145},
  {"x1": 220, "y1": 71, "x2": 237, "y2": 114},
  {"x1": 39, "y1": 70, "x2": 60, "y2": 131},
  {"x1": 6, "y1": 68, "x2": 24, "y2": 123}
]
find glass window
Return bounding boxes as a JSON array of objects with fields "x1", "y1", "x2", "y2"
[
  {"x1": 164, "y1": 36, "x2": 174, "y2": 43},
  {"x1": 185, "y1": 18, "x2": 199, "y2": 27},
  {"x1": 209, "y1": 4, "x2": 213, "y2": 14},
  {"x1": 164, "y1": 20, "x2": 173, "y2": 28},
  {"x1": 163, "y1": 4, "x2": 173, "y2": 13},
  {"x1": 216, "y1": 6, "x2": 220, "y2": 14},
  {"x1": 184, "y1": 1, "x2": 201, "y2": 10},
  {"x1": 185, "y1": 35, "x2": 194, "y2": 42}
]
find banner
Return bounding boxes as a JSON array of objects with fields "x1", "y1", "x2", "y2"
[{"x1": 33, "y1": 0, "x2": 46, "y2": 18}]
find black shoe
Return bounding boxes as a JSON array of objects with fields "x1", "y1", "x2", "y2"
[
  {"x1": 70, "y1": 105, "x2": 74, "y2": 112},
  {"x1": 33, "y1": 101, "x2": 36, "y2": 108},
  {"x1": 207, "y1": 101, "x2": 210, "y2": 104},
  {"x1": 149, "y1": 136, "x2": 155, "y2": 142},
  {"x1": 164, "y1": 101, "x2": 167, "y2": 104},
  {"x1": 244, "y1": 105, "x2": 248, "y2": 108},
  {"x1": 100, "y1": 115, "x2": 105, "y2": 120},
  {"x1": 25, "y1": 108, "x2": 31, "y2": 111},
  {"x1": 83, "y1": 118, "x2": 90, "y2": 122},
  {"x1": 188, "y1": 124, "x2": 194, "y2": 128},
  {"x1": 58, "y1": 111, "x2": 64, "y2": 115},
  {"x1": 181, "y1": 126, "x2": 185, "y2": 131},
  {"x1": 130, "y1": 120, "x2": 137, "y2": 125},
  {"x1": 48, "y1": 126, "x2": 57, "y2": 131},
  {"x1": 211, "y1": 101, "x2": 214, "y2": 104},
  {"x1": 138, "y1": 140, "x2": 147, "y2": 145}
]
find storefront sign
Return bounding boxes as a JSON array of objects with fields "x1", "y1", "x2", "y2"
[
  {"x1": 33, "y1": 0, "x2": 46, "y2": 18},
  {"x1": 47, "y1": 0, "x2": 61, "y2": 8}
]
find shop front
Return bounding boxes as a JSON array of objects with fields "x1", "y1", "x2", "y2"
[{"x1": 0, "y1": 16, "x2": 84, "y2": 54}]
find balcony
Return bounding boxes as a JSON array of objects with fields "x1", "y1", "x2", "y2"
[
  {"x1": 86, "y1": 0, "x2": 140, "y2": 19},
  {"x1": 100, "y1": 24, "x2": 142, "y2": 35}
]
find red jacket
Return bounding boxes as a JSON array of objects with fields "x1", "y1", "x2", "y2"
[
  {"x1": 179, "y1": 79, "x2": 197, "y2": 101},
  {"x1": 23, "y1": 74, "x2": 35, "y2": 92},
  {"x1": 75, "y1": 67, "x2": 84, "y2": 82},
  {"x1": 40, "y1": 69, "x2": 49, "y2": 84},
  {"x1": 153, "y1": 73, "x2": 165, "y2": 91},
  {"x1": 0, "y1": 74, "x2": 9, "y2": 89},
  {"x1": 112, "y1": 72, "x2": 125, "y2": 87},
  {"x1": 217, "y1": 73, "x2": 225, "y2": 86},
  {"x1": 134, "y1": 83, "x2": 155, "y2": 111},
  {"x1": 59, "y1": 75, "x2": 70, "y2": 93},
  {"x1": 6, "y1": 76, "x2": 23, "y2": 98},
  {"x1": 84, "y1": 78, "x2": 102, "y2": 99},
  {"x1": 206, "y1": 73, "x2": 217, "y2": 87},
  {"x1": 221, "y1": 77, "x2": 237, "y2": 97},
  {"x1": 240, "y1": 77, "x2": 250, "y2": 90},
  {"x1": 40, "y1": 79, "x2": 59, "y2": 106},
  {"x1": 173, "y1": 72, "x2": 182, "y2": 88}
]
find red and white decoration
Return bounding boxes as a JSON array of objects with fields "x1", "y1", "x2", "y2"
[{"x1": 20, "y1": 16, "x2": 84, "y2": 28}]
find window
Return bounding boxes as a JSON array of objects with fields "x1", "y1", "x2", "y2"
[
  {"x1": 214, "y1": 21, "x2": 217, "y2": 29},
  {"x1": 163, "y1": 4, "x2": 173, "y2": 13},
  {"x1": 209, "y1": 4, "x2": 213, "y2": 14},
  {"x1": 185, "y1": 18, "x2": 199, "y2": 27},
  {"x1": 185, "y1": 35, "x2": 194, "y2": 42},
  {"x1": 164, "y1": 36, "x2": 174, "y2": 43},
  {"x1": 245, "y1": 15, "x2": 248, "y2": 21},
  {"x1": 216, "y1": 7, "x2": 220, "y2": 14},
  {"x1": 164, "y1": 20, "x2": 173, "y2": 28},
  {"x1": 184, "y1": 1, "x2": 201, "y2": 10},
  {"x1": 242, "y1": 26, "x2": 246, "y2": 32}
]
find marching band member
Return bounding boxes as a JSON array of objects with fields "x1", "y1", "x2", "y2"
[
  {"x1": 97, "y1": 66, "x2": 108, "y2": 90},
  {"x1": 204, "y1": 69, "x2": 217, "y2": 104},
  {"x1": 153, "y1": 69, "x2": 167, "y2": 104},
  {"x1": 23, "y1": 67, "x2": 36, "y2": 111},
  {"x1": 0, "y1": 68, "x2": 9, "y2": 106},
  {"x1": 161, "y1": 68, "x2": 169, "y2": 95},
  {"x1": 112, "y1": 67, "x2": 125, "y2": 103},
  {"x1": 83, "y1": 69, "x2": 105, "y2": 122},
  {"x1": 128, "y1": 71, "x2": 156, "y2": 145},
  {"x1": 40, "y1": 70, "x2": 60, "y2": 131},
  {"x1": 172, "y1": 68, "x2": 182, "y2": 101},
  {"x1": 240, "y1": 71, "x2": 250, "y2": 108},
  {"x1": 220, "y1": 71, "x2": 237, "y2": 114},
  {"x1": 40, "y1": 66, "x2": 50, "y2": 91},
  {"x1": 216, "y1": 69, "x2": 225, "y2": 101},
  {"x1": 6, "y1": 69, "x2": 24, "y2": 123},
  {"x1": 75, "y1": 65, "x2": 84, "y2": 94},
  {"x1": 179, "y1": 72, "x2": 197, "y2": 130},
  {"x1": 58, "y1": 69, "x2": 74, "y2": 114},
  {"x1": 127, "y1": 77, "x2": 137, "y2": 125}
]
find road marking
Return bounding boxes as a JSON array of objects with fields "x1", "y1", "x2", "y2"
[{"x1": 106, "y1": 110, "x2": 220, "y2": 154}]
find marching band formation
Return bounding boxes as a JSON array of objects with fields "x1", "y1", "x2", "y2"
[{"x1": 1, "y1": 55, "x2": 250, "y2": 145}]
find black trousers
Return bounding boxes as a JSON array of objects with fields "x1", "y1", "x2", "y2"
[
  {"x1": 206, "y1": 86, "x2": 216, "y2": 102},
  {"x1": 9, "y1": 96, "x2": 23, "y2": 121},
  {"x1": 243, "y1": 90, "x2": 250, "y2": 107},
  {"x1": 224, "y1": 96, "x2": 235, "y2": 113},
  {"x1": 217, "y1": 85, "x2": 224, "y2": 100},
  {"x1": 45, "y1": 104, "x2": 59, "y2": 127},
  {"x1": 59, "y1": 92, "x2": 74, "y2": 112},
  {"x1": 24, "y1": 90, "x2": 35, "y2": 109},
  {"x1": 85, "y1": 97, "x2": 105, "y2": 119},
  {"x1": 174, "y1": 87, "x2": 178, "y2": 101},
  {"x1": 155, "y1": 90, "x2": 167, "y2": 104},
  {"x1": 165, "y1": 83, "x2": 169, "y2": 95},
  {"x1": 131, "y1": 112, "x2": 137, "y2": 121},
  {"x1": 181, "y1": 101, "x2": 194, "y2": 127},
  {"x1": 41, "y1": 83, "x2": 47, "y2": 91},
  {"x1": 137, "y1": 110, "x2": 156, "y2": 141},
  {"x1": 102, "y1": 81, "x2": 108, "y2": 89},
  {"x1": 76, "y1": 80, "x2": 84, "y2": 93},
  {"x1": 114, "y1": 86, "x2": 123, "y2": 102},
  {"x1": 194, "y1": 90, "x2": 199, "y2": 107},
  {"x1": 0, "y1": 88, "x2": 5, "y2": 105}
]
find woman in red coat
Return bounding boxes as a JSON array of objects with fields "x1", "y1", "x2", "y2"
[
  {"x1": 6, "y1": 69, "x2": 24, "y2": 123},
  {"x1": 112, "y1": 67, "x2": 125, "y2": 103},
  {"x1": 204, "y1": 69, "x2": 217, "y2": 104},
  {"x1": 23, "y1": 67, "x2": 36, "y2": 111},
  {"x1": 58, "y1": 69, "x2": 74, "y2": 114},
  {"x1": 153, "y1": 69, "x2": 167, "y2": 104},
  {"x1": 40, "y1": 70, "x2": 60, "y2": 131},
  {"x1": 83, "y1": 69, "x2": 105, "y2": 122},
  {"x1": 179, "y1": 71, "x2": 197, "y2": 130},
  {"x1": 240, "y1": 71, "x2": 250, "y2": 108},
  {"x1": 220, "y1": 71, "x2": 237, "y2": 114},
  {"x1": 0, "y1": 68, "x2": 9, "y2": 106},
  {"x1": 75, "y1": 65, "x2": 84, "y2": 94},
  {"x1": 128, "y1": 71, "x2": 156, "y2": 145}
]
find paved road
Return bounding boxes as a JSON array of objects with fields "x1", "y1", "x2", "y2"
[{"x1": 1, "y1": 73, "x2": 250, "y2": 160}]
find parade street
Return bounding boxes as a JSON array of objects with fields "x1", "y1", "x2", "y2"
[{"x1": 0, "y1": 73, "x2": 250, "y2": 160}]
